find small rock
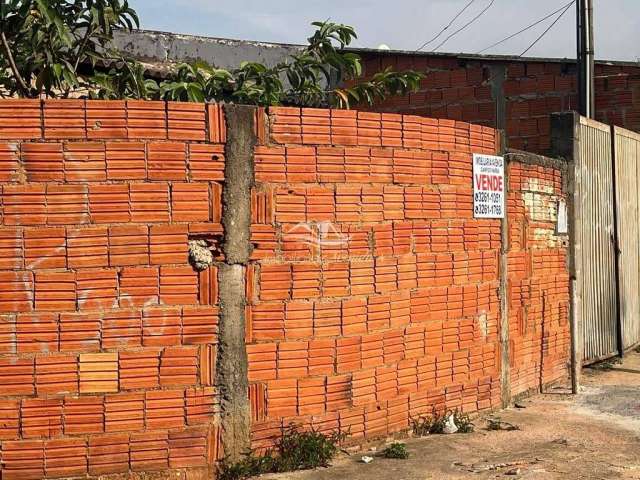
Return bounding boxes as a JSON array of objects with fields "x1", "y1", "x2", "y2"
[
  {"x1": 506, "y1": 467, "x2": 521, "y2": 475},
  {"x1": 514, "y1": 402, "x2": 527, "y2": 409},
  {"x1": 361, "y1": 456, "x2": 374, "y2": 464},
  {"x1": 487, "y1": 418, "x2": 520, "y2": 431}
]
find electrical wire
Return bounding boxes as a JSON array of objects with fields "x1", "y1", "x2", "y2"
[
  {"x1": 429, "y1": 1, "x2": 575, "y2": 116},
  {"x1": 475, "y1": 0, "x2": 576, "y2": 55},
  {"x1": 416, "y1": 0, "x2": 476, "y2": 52},
  {"x1": 519, "y1": 1, "x2": 574, "y2": 56},
  {"x1": 432, "y1": 0, "x2": 496, "y2": 52}
]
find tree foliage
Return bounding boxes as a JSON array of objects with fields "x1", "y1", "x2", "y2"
[
  {"x1": 0, "y1": 0, "x2": 139, "y2": 97},
  {"x1": 150, "y1": 21, "x2": 424, "y2": 108},
  {"x1": 0, "y1": 1, "x2": 423, "y2": 108}
]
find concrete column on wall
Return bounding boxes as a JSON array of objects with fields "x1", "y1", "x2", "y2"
[
  {"x1": 488, "y1": 64, "x2": 507, "y2": 133},
  {"x1": 551, "y1": 111, "x2": 582, "y2": 394},
  {"x1": 217, "y1": 105, "x2": 257, "y2": 461},
  {"x1": 498, "y1": 131, "x2": 511, "y2": 408}
]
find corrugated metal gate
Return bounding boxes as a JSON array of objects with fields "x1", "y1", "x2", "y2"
[
  {"x1": 576, "y1": 117, "x2": 619, "y2": 363},
  {"x1": 553, "y1": 113, "x2": 640, "y2": 368},
  {"x1": 613, "y1": 126, "x2": 640, "y2": 350}
]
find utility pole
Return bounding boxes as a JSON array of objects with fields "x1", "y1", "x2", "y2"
[{"x1": 577, "y1": 0, "x2": 595, "y2": 118}]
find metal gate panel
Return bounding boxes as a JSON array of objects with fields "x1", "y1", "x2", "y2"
[
  {"x1": 578, "y1": 117, "x2": 618, "y2": 363},
  {"x1": 613, "y1": 126, "x2": 640, "y2": 350}
]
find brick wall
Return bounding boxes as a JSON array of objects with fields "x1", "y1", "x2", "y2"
[
  {"x1": 0, "y1": 99, "x2": 225, "y2": 479},
  {"x1": 0, "y1": 100, "x2": 570, "y2": 478},
  {"x1": 248, "y1": 107, "x2": 500, "y2": 449},
  {"x1": 357, "y1": 52, "x2": 640, "y2": 156},
  {"x1": 506, "y1": 157, "x2": 570, "y2": 397}
]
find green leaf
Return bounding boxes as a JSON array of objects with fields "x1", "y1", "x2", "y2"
[
  {"x1": 187, "y1": 84, "x2": 205, "y2": 103},
  {"x1": 52, "y1": 63, "x2": 62, "y2": 79}
]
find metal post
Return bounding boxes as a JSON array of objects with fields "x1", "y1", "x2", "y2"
[
  {"x1": 577, "y1": 0, "x2": 595, "y2": 118},
  {"x1": 610, "y1": 126, "x2": 624, "y2": 358}
]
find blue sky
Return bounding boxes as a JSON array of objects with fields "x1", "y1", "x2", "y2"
[{"x1": 129, "y1": 0, "x2": 639, "y2": 61}]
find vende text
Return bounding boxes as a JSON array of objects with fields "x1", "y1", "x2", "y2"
[{"x1": 474, "y1": 174, "x2": 503, "y2": 192}]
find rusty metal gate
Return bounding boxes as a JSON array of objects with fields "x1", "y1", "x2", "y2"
[
  {"x1": 613, "y1": 126, "x2": 640, "y2": 350},
  {"x1": 576, "y1": 117, "x2": 619, "y2": 363}
]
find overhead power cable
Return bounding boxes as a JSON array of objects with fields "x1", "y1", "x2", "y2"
[
  {"x1": 519, "y1": 1, "x2": 574, "y2": 56},
  {"x1": 475, "y1": 0, "x2": 576, "y2": 55},
  {"x1": 432, "y1": 0, "x2": 496, "y2": 52},
  {"x1": 416, "y1": 0, "x2": 476, "y2": 52},
  {"x1": 431, "y1": 2, "x2": 575, "y2": 116}
]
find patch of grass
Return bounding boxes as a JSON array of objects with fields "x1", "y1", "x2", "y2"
[
  {"x1": 218, "y1": 454, "x2": 276, "y2": 480},
  {"x1": 411, "y1": 409, "x2": 474, "y2": 436},
  {"x1": 411, "y1": 412, "x2": 445, "y2": 435},
  {"x1": 453, "y1": 410, "x2": 475, "y2": 433},
  {"x1": 218, "y1": 425, "x2": 345, "y2": 480},
  {"x1": 382, "y1": 442, "x2": 409, "y2": 459}
]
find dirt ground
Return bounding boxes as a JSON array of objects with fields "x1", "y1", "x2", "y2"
[{"x1": 266, "y1": 352, "x2": 640, "y2": 480}]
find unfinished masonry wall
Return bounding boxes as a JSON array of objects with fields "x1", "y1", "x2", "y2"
[
  {"x1": 246, "y1": 108, "x2": 569, "y2": 449},
  {"x1": 506, "y1": 154, "x2": 570, "y2": 397},
  {"x1": 0, "y1": 100, "x2": 570, "y2": 478},
  {"x1": 0, "y1": 99, "x2": 226, "y2": 479}
]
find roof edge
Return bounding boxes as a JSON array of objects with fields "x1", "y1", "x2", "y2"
[{"x1": 120, "y1": 28, "x2": 640, "y2": 68}]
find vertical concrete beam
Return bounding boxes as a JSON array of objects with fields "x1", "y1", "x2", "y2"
[
  {"x1": 551, "y1": 111, "x2": 582, "y2": 394},
  {"x1": 217, "y1": 104, "x2": 256, "y2": 461},
  {"x1": 489, "y1": 64, "x2": 507, "y2": 133},
  {"x1": 498, "y1": 131, "x2": 511, "y2": 408}
]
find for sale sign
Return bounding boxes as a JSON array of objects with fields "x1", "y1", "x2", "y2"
[{"x1": 473, "y1": 153, "x2": 505, "y2": 219}]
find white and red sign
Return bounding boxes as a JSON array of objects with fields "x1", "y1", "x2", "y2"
[{"x1": 473, "y1": 153, "x2": 505, "y2": 219}]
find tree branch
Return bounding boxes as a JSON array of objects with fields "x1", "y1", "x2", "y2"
[
  {"x1": 0, "y1": 30, "x2": 29, "y2": 96},
  {"x1": 73, "y1": 25, "x2": 95, "y2": 71}
]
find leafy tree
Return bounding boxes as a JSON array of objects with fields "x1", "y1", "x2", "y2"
[
  {"x1": 89, "y1": 57, "x2": 158, "y2": 99},
  {"x1": 155, "y1": 21, "x2": 424, "y2": 108},
  {"x1": 0, "y1": 0, "x2": 423, "y2": 108},
  {"x1": 157, "y1": 62, "x2": 235, "y2": 103},
  {"x1": 0, "y1": 0, "x2": 139, "y2": 98}
]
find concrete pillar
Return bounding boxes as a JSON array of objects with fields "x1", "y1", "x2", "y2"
[{"x1": 216, "y1": 104, "x2": 256, "y2": 461}]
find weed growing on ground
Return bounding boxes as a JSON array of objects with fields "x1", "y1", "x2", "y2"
[
  {"x1": 218, "y1": 454, "x2": 277, "y2": 480},
  {"x1": 218, "y1": 425, "x2": 345, "y2": 480},
  {"x1": 411, "y1": 409, "x2": 474, "y2": 436},
  {"x1": 411, "y1": 410, "x2": 446, "y2": 435},
  {"x1": 382, "y1": 442, "x2": 409, "y2": 459},
  {"x1": 453, "y1": 410, "x2": 475, "y2": 433}
]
